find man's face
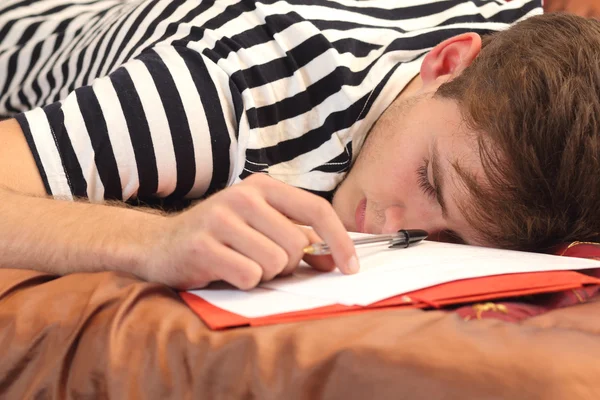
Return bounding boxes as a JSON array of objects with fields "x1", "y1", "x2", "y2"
[{"x1": 332, "y1": 89, "x2": 488, "y2": 245}]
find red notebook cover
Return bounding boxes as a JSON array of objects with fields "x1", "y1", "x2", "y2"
[{"x1": 181, "y1": 241, "x2": 600, "y2": 330}]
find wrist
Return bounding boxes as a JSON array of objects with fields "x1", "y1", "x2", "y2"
[{"x1": 112, "y1": 209, "x2": 168, "y2": 281}]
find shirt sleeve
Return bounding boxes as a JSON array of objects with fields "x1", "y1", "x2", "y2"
[{"x1": 15, "y1": 45, "x2": 243, "y2": 203}]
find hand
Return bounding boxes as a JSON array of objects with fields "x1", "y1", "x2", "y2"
[
  {"x1": 544, "y1": 0, "x2": 600, "y2": 18},
  {"x1": 143, "y1": 174, "x2": 358, "y2": 290}
]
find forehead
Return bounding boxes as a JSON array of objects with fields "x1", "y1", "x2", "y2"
[
  {"x1": 428, "y1": 98, "x2": 483, "y2": 170},
  {"x1": 430, "y1": 102, "x2": 490, "y2": 245}
]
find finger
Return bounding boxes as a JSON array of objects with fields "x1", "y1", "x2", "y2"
[
  {"x1": 196, "y1": 234, "x2": 263, "y2": 290},
  {"x1": 247, "y1": 175, "x2": 359, "y2": 275},
  {"x1": 302, "y1": 253, "x2": 336, "y2": 272},
  {"x1": 213, "y1": 214, "x2": 291, "y2": 281},
  {"x1": 272, "y1": 189, "x2": 358, "y2": 274},
  {"x1": 228, "y1": 188, "x2": 311, "y2": 274},
  {"x1": 298, "y1": 227, "x2": 336, "y2": 273},
  {"x1": 276, "y1": 227, "x2": 336, "y2": 275}
]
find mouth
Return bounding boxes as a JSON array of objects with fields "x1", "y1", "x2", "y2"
[{"x1": 354, "y1": 198, "x2": 367, "y2": 233}]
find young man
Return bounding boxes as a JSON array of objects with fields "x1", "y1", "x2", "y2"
[{"x1": 0, "y1": 0, "x2": 597, "y2": 291}]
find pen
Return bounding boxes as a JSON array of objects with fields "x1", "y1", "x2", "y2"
[{"x1": 303, "y1": 229, "x2": 428, "y2": 256}]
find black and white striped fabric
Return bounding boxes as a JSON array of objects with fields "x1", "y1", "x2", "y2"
[{"x1": 3, "y1": 0, "x2": 541, "y2": 203}]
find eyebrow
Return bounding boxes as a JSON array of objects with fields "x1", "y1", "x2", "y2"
[{"x1": 431, "y1": 140, "x2": 449, "y2": 219}]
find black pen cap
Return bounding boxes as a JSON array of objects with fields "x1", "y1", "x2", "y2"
[{"x1": 402, "y1": 229, "x2": 428, "y2": 243}]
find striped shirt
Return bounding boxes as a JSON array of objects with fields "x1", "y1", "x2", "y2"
[{"x1": 1, "y1": 0, "x2": 542, "y2": 205}]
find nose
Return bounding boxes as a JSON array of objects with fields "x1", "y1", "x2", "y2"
[{"x1": 381, "y1": 206, "x2": 405, "y2": 234}]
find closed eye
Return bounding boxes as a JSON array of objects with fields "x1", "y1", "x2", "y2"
[{"x1": 417, "y1": 158, "x2": 437, "y2": 200}]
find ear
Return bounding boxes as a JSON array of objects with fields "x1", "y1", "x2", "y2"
[{"x1": 420, "y1": 33, "x2": 482, "y2": 87}]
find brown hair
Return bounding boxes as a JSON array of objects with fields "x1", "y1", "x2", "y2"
[{"x1": 436, "y1": 13, "x2": 600, "y2": 251}]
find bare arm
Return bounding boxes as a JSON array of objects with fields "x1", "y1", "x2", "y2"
[
  {"x1": 0, "y1": 184, "x2": 161, "y2": 277},
  {"x1": 0, "y1": 117, "x2": 159, "y2": 274},
  {"x1": 0, "y1": 119, "x2": 357, "y2": 289},
  {"x1": 0, "y1": 39, "x2": 358, "y2": 288}
]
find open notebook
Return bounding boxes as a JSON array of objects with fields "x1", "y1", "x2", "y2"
[{"x1": 181, "y1": 238, "x2": 600, "y2": 329}]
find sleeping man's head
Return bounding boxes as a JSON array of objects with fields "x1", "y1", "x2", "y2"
[{"x1": 332, "y1": 13, "x2": 600, "y2": 251}]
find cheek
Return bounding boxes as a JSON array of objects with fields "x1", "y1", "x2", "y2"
[
  {"x1": 361, "y1": 132, "x2": 429, "y2": 196},
  {"x1": 394, "y1": 172, "x2": 417, "y2": 194},
  {"x1": 388, "y1": 158, "x2": 422, "y2": 193},
  {"x1": 371, "y1": 166, "x2": 420, "y2": 205}
]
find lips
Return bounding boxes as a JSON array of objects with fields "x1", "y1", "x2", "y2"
[{"x1": 354, "y1": 198, "x2": 367, "y2": 233}]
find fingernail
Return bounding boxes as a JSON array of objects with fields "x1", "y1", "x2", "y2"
[{"x1": 347, "y1": 255, "x2": 360, "y2": 274}]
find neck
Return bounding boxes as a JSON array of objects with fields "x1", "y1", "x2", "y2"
[{"x1": 395, "y1": 72, "x2": 424, "y2": 104}]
